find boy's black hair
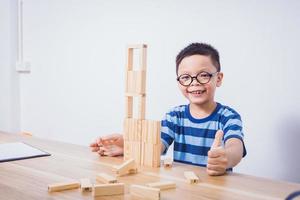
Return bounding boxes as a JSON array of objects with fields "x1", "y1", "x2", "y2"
[{"x1": 176, "y1": 43, "x2": 221, "y2": 74}]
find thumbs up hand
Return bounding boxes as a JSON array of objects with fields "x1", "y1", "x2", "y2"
[{"x1": 207, "y1": 130, "x2": 228, "y2": 176}]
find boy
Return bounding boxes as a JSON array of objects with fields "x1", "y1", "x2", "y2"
[{"x1": 90, "y1": 43, "x2": 246, "y2": 176}]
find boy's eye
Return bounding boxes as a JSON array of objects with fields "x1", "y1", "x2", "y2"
[
  {"x1": 198, "y1": 72, "x2": 211, "y2": 78},
  {"x1": 179, "y1": 75, "x2": 191, "y2": 81}
]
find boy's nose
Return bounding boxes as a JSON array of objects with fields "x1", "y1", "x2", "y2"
[{"x1": 190, "y1": 77, "x2": 200, "y2": 86}]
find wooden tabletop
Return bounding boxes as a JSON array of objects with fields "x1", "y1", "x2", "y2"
[{"x1": 0, "y1": 131, "x2": 299, "y2": 200}]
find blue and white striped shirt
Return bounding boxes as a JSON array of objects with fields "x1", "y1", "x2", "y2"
[{"x1": 161, "y1": 103, "x2": 246, "y2": 167}]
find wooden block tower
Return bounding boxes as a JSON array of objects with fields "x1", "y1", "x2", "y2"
[{"x1": 123, "y1": 44, "x2": 161, "y2": 168}]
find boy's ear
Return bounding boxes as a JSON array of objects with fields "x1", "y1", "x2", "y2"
[{"x1": 216, "y1": 72, "x2": 223, "y2": 87}]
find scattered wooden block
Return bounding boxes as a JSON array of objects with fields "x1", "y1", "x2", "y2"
[
  {"x1": 130, "y1": 184, "x2": 160, "y2": 200},
  {"x1": 80, "y1": 178, "x2": 92, "y2": 192},
  {"x1": 184, "y1": 171, "x2": 199, "y2": 184},
  {"x1": 146, "y1": 181, "x2": 176, "y2": 190},
  {"x1": 128, "y1": 168, "x2": 138, "y2": 174},
  {"x1": 163, "y1": 157, "x2": 173, "y2": 168},
  {"x1": 48, "y1": 181, "x2": 80, "y2": 192},
  {"x1": 114, "y1": 159, "x2": 137, "y2": 176},
  {"x1": 21, "y1": 131, "x2": 33, "y2": 136},
  {"x1": 93, "y1": 183, "x2": 124, "y2": 197},
  {"x1": 96, "y1": 173, "x2": 117, "y2": 184},
  {"x1": 127, "y1": 44, "x2": 147, "y2": 49}
]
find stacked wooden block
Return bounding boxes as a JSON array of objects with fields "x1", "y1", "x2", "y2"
[
  {"x1": 124, "y1": 119, "x2": 161, "y2": 167},
  {"x1": 141, "y1": 120, "x2": 161, "y2": 167},
  {"x1": 123, "y1": 44, "x2": 161, "y2": 168}
]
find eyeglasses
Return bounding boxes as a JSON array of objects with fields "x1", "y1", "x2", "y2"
[{"x1": 177, "y1": 71, "x2": 218, "y2": 86}]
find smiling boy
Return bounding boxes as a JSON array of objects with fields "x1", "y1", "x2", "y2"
[{"x1": 90, "y1": 43, "x2": 246, "y2": 176}]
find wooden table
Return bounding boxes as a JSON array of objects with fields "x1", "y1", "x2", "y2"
[{"x1": 0, "y1": 131, "x2": 299, "y2": 200}]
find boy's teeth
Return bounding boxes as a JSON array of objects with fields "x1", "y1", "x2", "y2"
[{"x1": 191, "y1": 90, "x2": 204, "y2": 94}]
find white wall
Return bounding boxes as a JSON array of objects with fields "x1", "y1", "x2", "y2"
[
  {"x1": 2, "y1": 0, "x2": 300, "y2": 183},
  {"x1": 0, "y1": 0, "x2": 20, "y2": 133}
]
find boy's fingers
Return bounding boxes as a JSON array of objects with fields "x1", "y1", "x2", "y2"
[
  {"x1": 208, "y1": 150, "x2": 220, "y2": 158},
  {"x1": 208, "y1": 148, "x2": 225, "y2": 158},
  {"x1": 207, "y1": 164, "x2": 224, "y2": 172},
  {"x1": 101, "y1": 134, "x2": 122, "y2": 141},
  {"x1": 98, "y1": 147, "x2": 107, "y2": 156},
  {"x1": 207, "y1": 168, "x2": 225, "y2": 176},
  {"x1": 91, "y1": 147, "x2": 99, "y2": 152},
  {"x1": 211, "y1": 130, "x2": 224, "y2": 149},
  {"x1": 90, "y1": 142, "x2": 97, "y2": 147}
]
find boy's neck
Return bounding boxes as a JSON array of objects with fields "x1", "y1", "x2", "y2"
[{"x1": 189, "y1": 101, "x2": 217, "y2": 119}]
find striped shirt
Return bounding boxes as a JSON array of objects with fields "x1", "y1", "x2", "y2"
[{"x1": 161, "y1": 103, "x2": 246, "y2": 167}]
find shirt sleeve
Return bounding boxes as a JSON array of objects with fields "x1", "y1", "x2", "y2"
[
  {"x1": 222, "y1": 113, "x2": 247, "y2": 157},
  {"x1": 160, "y1": 110, "x2": 176, "y2": 155}
]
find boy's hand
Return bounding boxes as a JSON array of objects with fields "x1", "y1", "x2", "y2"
[
  {"x1": 90, "y1": 137, "x2": 102, "y2": 152},
  {"x1": 207, "y1": 130, "x2": 228, "y2": 176},
  {"x1": 89, "y1": 134, "x2": 124, "y2": 157}
]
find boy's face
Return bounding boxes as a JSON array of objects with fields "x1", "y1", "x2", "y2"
[{"x1": 177, "y1": 55, "x2": 223, "y2": 107}]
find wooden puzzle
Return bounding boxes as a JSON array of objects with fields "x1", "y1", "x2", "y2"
[
  {"x1": 96, "y1": 173, "x2": 117, "y2": 183},
  {"x1": 184, "y1": 171, "x2": 199, "y2": 184},
  {"x1": 123, "y1": 44, "x2": 161, "y2": 168},
  {"x1": 163, "y1": 157, "x2": 173, "y2": 168},
  {"x1": 80, "y1": 178, "x2": 92, "y2": 192},
  {"x1": 146, "y1": 181, "x2": 176, "y2": 190},
  {"x1": 113, "y1": 158, "x2": 138, "y2": 176},
  {"x1": 48, "y1": 181, "x2": 80, "y2": 192},
  {"x1": 130, "y1": 184, "x2": 160, "y2": 200},
  {"x1": 93, "y1": 183, "x2": 125, "y2": 197}
]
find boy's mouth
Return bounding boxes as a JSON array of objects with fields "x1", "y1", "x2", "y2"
[{"x1": 188, "y1": 89, "x2": 206, "y2": 94}]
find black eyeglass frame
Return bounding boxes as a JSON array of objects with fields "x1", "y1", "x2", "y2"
[{"x1": 176, "y1": 71, "x2": 218, "y2": 86}]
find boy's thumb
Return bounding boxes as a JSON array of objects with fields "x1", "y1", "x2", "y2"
[{"x1": 211, "y1": 130, "x2": 224, "y2": 149}]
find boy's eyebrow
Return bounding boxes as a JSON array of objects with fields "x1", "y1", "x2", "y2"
[{"x1": 178, "y1": 69, "x2": 214, "y2": 75}]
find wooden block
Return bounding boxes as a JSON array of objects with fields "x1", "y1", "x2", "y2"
[
  {"x1": 146, "y1": 181, "x2": 176, "y2": 190},
  {"x1": 127, "y1": 44, "x2": 147, "y2": 49},
  {"x1": 125, "y1": 96, "x2": 133, "y2": 118},
  {"x1": 124, "y1": 141, "x2": 140, "y2": 164},
  {"x1": 138, "y1": 96, "x2": 146, "y2": 119},
  {"x1": 136, "y1": 119, "x2": 142, "y2": 141},
  {"x1": 125, "y1": 92, "x2": 145, "y2": 97},
  {"x1": 128, "y1": 119, "x2": 134, "y2": 141},
  {"x1": 129, "y1": 168, "x2": 138, "y2": 174},
  {"x1": 148, "y1": 121, "x2": 154, "y2": 143},
  {"x1": 133, "y1": 119, "x2": 138, "y2": 140},
  {"x1": 96, "y1": 173, "x2": 117, "y2": 184},
  {"x1": 153, "y1": 143, "x2": 161, "y2": 167},
  {"x1": 153, "y1": 121, "x2": 161, "y2": 144},
  {"x1": 114, "y1": 159, "x2": 137, "y2": 176},
  {"x1": 140, "y1": 46, "x2": 147, "y2": 70},
  {"x1": 126, "y1": 71, "x2": 133, "y2": 93},
  {"x1": 123, "y1": 140, "x2": 131, "y2": 160},
  {"x1": 142, "y1": 143, "x2": 152, "y2": 167},
  {"x1": 130, "y1": 184, "x2": 160, "y2": 200},
  {"x1": 135, "y1": 70, "x2": 146, "y2": 94},
  {"x1": 141, "y1": 143, "x2": 161, "y2": 168},
  {"x1": 142, "y1": 120, "x2": 161, "y2": 144},
  {"x1": 21, "y1": 131, "x2": 33, "y2": 136},
  {"x1": 163, "y1": 157, "x2": 173, "y2": 168},
  {"x1": 48, "y1": 181, "x2": 80, "y2": 192},
  {"x1": 184, "y1": 171, "x2": 199, "y2": 184},
  {"x1": 142, "y1": 120, "x2": 147, "y2": 142},
  {"x1": 80, "y1": 178, "x2": 92, "y2": 192},
  {"x1": 123, "y1": 118, "x2": 129, "y2": 140},
  {"x1": 93, "y1": 183, "x2": 124, "y2": 197},
  {"x1": 126, "y1": 48, "x2": 133, "y2": 69},
  {"x1": 133, "y1": 141, "x2": 141, "y2": 165}
]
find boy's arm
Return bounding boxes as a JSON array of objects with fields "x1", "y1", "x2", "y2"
[{"x1": 224, "y1": 138, "x2": 243, "y2": 168}]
